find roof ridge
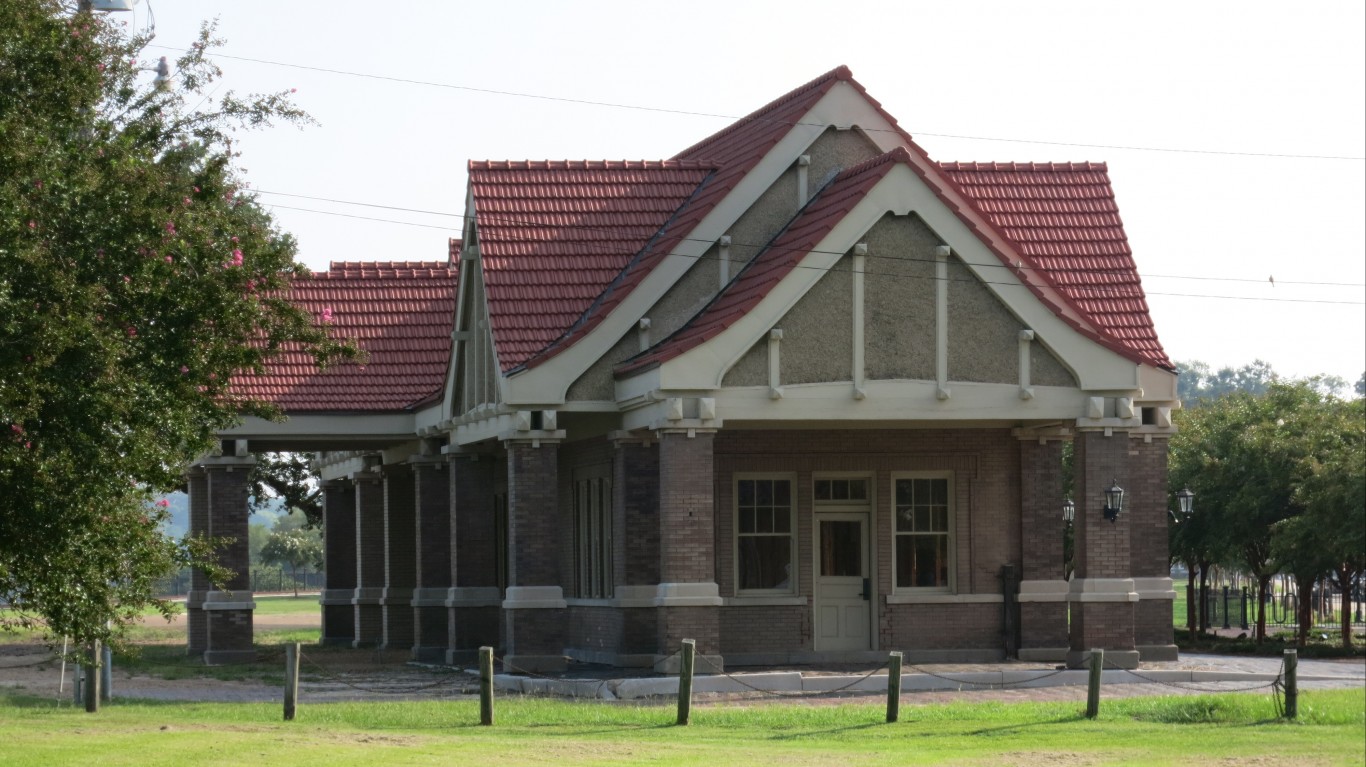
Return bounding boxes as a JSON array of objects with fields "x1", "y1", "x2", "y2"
[
  {"x1": 468, "y1": 158, "x2": 716, "y2": 171},
  {"x1": 938, "y1": 161, "x2": 1110, "y2": 172},
  {"x1": 671, "y1": 65, "x2": 853, "y2": 161}
]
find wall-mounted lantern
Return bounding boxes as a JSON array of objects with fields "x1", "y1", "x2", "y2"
[{"x1": 1102, "y1": 479, "x2": 1125, "y2": 523}]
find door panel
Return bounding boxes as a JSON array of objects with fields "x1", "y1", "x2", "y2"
[{"x1": 814, "y1": 515, "x2": 870, "y2": 651}]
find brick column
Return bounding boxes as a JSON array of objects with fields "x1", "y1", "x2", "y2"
[
  {"x1": 352, "y1": 473, "x2": 385, "y2": 647},
  {"x1": 381, "y1": 464, "x2": 417, "y2": 651},
  {"x1": 185, "y1": 467, "x2": 209, "y2": 656},
  {"x1": 501, "y1": 438, "x2": 567, "y2": 673},
  {"x1": 1130, "y1": 435, "x2": 1177, "y2": 660},
  {"x1": 446, "y1": 453, "x2": 501, "y2": 665},
  {"x1": 411, "y1": 457, "x2": 451, "y2": 663},
  {"x1": 609, "y1": 435, "x2": 661, "y2": 659},
  {"x1": 320, "y1": 481, "x2": 357, "y2": 645},
  {"x1": 654, "y1": 430, "x2": 722, "y2": 672},
  {"x1": 200, "y1": 449, "x2": 257, "y2": 665},
  {"x1": 1016, "y1": 437, "x2": 1068, "y2": 661},
  {"x1": 1068, "y1": 429, "x2": 1139, "y2": 669}
]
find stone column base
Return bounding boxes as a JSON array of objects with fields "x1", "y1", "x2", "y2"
[
  {"x1": 380, "y1": 588, "x2": 415, "y2": 650},
  {"x1": 1138, "y1": 644, "x2": 1179, "y2": 662},
  {"x1": 502, "y1": 589, "x2": 566, "y2": 673},
  {"x1": 1067, "y1": 648, "x2": 1140, "y2": 670},
  {"x1": 353, "y1": 587, "x2": 384, "y2": 648}
]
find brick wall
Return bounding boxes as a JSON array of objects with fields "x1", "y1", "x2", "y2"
[
  {"x1": 321, "y1": 482, "x2": 356, "y2": 645},
  {"x1": 1070, "y1": 601, "x2": 1135, "y2": 651},
  {"x1": 1020, "y1": 602, "x2": 1068, "y2": 647},
  {"x1": 1128, "y1": 436, "x2": 1170, "y2": 578},
  {"x1": 1019, "y1": 439, "x2": 1065, "y2": 581},
  {"x1": 1073, "y1": 430, "x2": 1132, "y2": 579},
  {"x1": 353, "y1": 476, "x2": 385, "y2": 646},
  {"x1": 568, "y1": 605, "x2": 624, "y2": 653},
  {"x1": 506, "y1": 441, "x2": 560, "y2": 587},
  {"x1": 614, "y1": 440, "x2": 660, "y2": 586},
  {"x1": 207, "y1": 465, "x2": 252, "y2": 592},
  {"x1": 451, "y1": 455, "x2": 497, "y2": 588},
  {"x1": 382, "y1": 465, "x2": 416, "y2": 648},
  {"x1": 415, "y1": 461, "x2": 451, "y2": 589},
  {"x1": 1134, "y1": 600, "x2": 1173, "y2": 646},
  {"x1": 658, "y1": 431, "x2": 716, "y2": 584},
  {"x1": 658, "y1": 606, "x2": 720, "y2": 655},
  {"x1": 884, "y1": 602, "x2": 1001, "y2": 650},
  {"x1": 720, "y1": 606, "x2": 807, "y2": 654}
]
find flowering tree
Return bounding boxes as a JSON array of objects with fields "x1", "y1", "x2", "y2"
[
  {"x1": 260, "y1": 527, "x2": 325, "y2": 598},
  {"x1": 0, "y1": 0, "x2": 358, "y2": 648}
]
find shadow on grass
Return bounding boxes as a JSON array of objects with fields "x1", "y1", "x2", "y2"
[{"x1": 962, "y1": 713, "x2": 1085, "y2": 736}]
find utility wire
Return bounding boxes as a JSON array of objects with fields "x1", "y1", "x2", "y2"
[
  {"x1": 148, "y1": 45, "x2": 1366, "y2": 162},
  {"x1": 265, "y1": 202, "x2": 1365, "y2": 307}
]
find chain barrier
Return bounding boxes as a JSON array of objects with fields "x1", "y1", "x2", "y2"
[
  {"x1": 694, "y1": 655, "x2": 891, "y2": 698},
  {"x1": 903, "y1": 663, "x2": 1070, "y2": 690},
  {"x1": 0, "y1": 654, "x2": 60, "y2": 669},
  {"x1": 1101, "y1": 655, "x2": 1284, "y2": 694},
  {"x1": 298, "y1": 650, "x2": 469, "y2": 696}
]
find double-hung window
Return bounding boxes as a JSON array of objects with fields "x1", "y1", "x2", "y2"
[
  {"x1": 892, "y1": 474, "x2": 953, "y2": 590},
  {"x1": 735, "y1": 475, "x2": 795, "y2": 594}
]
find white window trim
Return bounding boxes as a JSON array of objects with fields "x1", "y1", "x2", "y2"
[
  {"x1": 733, "y1": 472, "x2": 799, "y2": 596},
  {"x1": 890, "y1": 471, "x2": 956, "y2": 595},
  {"x1": 812, "y1": 471, "x2": 875, "y2": 511}
]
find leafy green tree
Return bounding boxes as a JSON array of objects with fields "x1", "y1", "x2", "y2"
[
  {"x1": 1175, "y1": 359, "x2": 1277, "y2": 406},
  {"x1": 0, "y1": 1, "x2": 356, "y2": 649},
  {"x1": 260, "y1": 526, "x2": 324, "y2": 597},
  {"x1": 251, "y1": 452, "x2": 322, "y2": 527}
]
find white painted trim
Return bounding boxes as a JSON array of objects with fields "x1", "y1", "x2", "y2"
[
  {"x1": 351, "y1": 587, "x2": 384, "y2": 604},
  {"x1": 656, "y1": 582, "x2": 724, "y2": 607},
  {"x1": 767, "y1": 328, "x2": 783, "y2": 399},
  {"x1": 733, "y1": 472, "x2": 799, "y2": 598},
  {"x1": 222, "y1": 414, "x2": 415, "y2": 441},
  {"x1": 885, "y1": 593, "x2": 1002, "y2": 605},
  {"x1": 1069, "y1": 577, "x2": 1139, "y2": 603},
  {"x1": 710, "y1": 381, "x2": 1086, "y2": 423},
  {"x1": 719, "y1": 235, "x2": 731, "y2": 288},
  {"x1": 889, "y1": 471, "x2": 956, "y2": 595},
  {"x1": 502, "y1": 585, "x2": 567, "y2": 610},
  {"x1": 379, "y1": 587, "x2": 414, "y2": 607},
  {"x1": 410, "y1": 588, "x2": 450, "y2": 608},
  {"x1": 200, "y1": 590, "x2": 256, "y2": 611},
  {"x1": 1017, "y1": 579, "x2": 1070, "y2": 603}
]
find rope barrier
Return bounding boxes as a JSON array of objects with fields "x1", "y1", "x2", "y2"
[
  {"x1": 298, "y1": 650, "x2": 469, "y2": 696},
  {"x1": 1101, "y1": 655, "x2": 1285, "y2": 694},
  {"x1": 903, "y1": 663, "x2": 1070, "y2": 690},
  {"x1": 694, "y1": 655, "x2": 891, "y2": 698},
  {"x1": 0, "y1": 655, "x2": 60, "y2": 669}
]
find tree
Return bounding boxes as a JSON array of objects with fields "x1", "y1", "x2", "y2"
[
  {"x1": 1175, "y1": 359, "x2": 1277, "y2": 406},
  {"x1": 250, "y1": 452, "x2": 322, "y2": 527},
  {"x1": 0, "y1": 1, "x2": 357, "y2": 649},
  {"x1": 259, "y1": 523, "x2": 323, "y2": 598}
]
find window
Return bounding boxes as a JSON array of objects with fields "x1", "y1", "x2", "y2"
[
  {"x1": 573, "y1": 475, "x2": 613, "y2": 599},
  {"x1": 735, "y1": 475, "x2": 795, "y2": 593},
  {"x1": 814, "y1": 477, "x2": 869, "y2": 504},
  {"x1": 893, "y1": 475, "x2": 952, "y2": 590}
]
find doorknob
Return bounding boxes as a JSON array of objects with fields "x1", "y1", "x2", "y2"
[{"x1": 861, "y1": 578, "x2": 871, "y2": 601}]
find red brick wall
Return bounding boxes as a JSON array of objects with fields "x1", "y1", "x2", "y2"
[
  {"x1": 659, "y1": 431, "x2": 716, "y2": 584},
  {"x1": 451, "y1": 455, "x2": 498, "y2": 588},
  {"x1": 1128, "y1": 436, "x2": 1170, "y2": 578},
  {"x1": 614, "y1": 440, "x2": 660, "y2": 586},
  {"x1": 720, "y1": 606, "x2": 808, "y2": 654},
  {"x1": 568, "y1": 605, "x2": 624, "y2": 653},
  {"x1": 415, "y1": 461, "x2": 451, "y2": 589},
  {"x1": 883, "y1": 602, "x2": 1001, "y2": 650},
  {"x1": 1019, "y1": 439, "x2": 1065, "y2": 581},
  {"x1": 507, "y1": 441, "x2": 560, "y2": 587}
]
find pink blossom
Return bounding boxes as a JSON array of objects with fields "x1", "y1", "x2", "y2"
[
  {"x1": 125, "y1": 326, "x2": 136, "y2": 337},
  {"x1": 122, "y1": 275, "x2": 130, "y2": 283},
  {"x1": 321, "y1": 308, "x2": 333, "y2": 323},
  {"x1": 208, "y1": 373, "x2": 217, "y2": 381},
  {"x1": 33, "y1": 180, "x2": 42, "y2": 189},
  {"x1": 155, "y1": 499, "x2": 170, "y2": 508},
  {"x1": 23, "y1": 442, "x2": 31, "y2": 449},
  {"x1": 193, "y1": 186, "x2": 201, "y2": 193},
  {"x1": 164, "y1": 221, "x2": 176, "y2": 234},
  {"x1": 97, "y1": 62, "x2": 106, "y2": 72},
  {"x1": 230, "y1": 236, "x2": 239, "y2": 243},
  {"x1": 179, "y1": 365, "x2": 189, "y2": 374},
  {"x1": 27, "y1": 220, "x2": 36, "y2": 229},
  {"x1": 164, "y1": 255, "x2": 173, "y2": 263},
  {"x1": 183, "y1": 197, "x2": 191, "y2": 206},
  {"x1": 290, "y1": 88, "x2": 297, "y2": 93},
  {"x1": 10, "y1": 424, "x2": 22, "y2": 435}
]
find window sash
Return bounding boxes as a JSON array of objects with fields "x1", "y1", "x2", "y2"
[
  {"x1": 735, "y1": 475, "x2": 795, "y2": 594},
  {"x1": 892, "y1": 475, "x2": 953, "y2": 591}
]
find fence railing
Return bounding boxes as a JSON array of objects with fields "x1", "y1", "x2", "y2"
[
  {"x1": 1181, "y1": 584, "x2": 1366, "y2": 631},
  {"x1": 152, "y1": 569, "x2": 326, "y2": 597}
]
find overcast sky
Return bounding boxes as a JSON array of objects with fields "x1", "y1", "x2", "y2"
[{"x1": 118, "y1": 1, "x2": 1365, "y2": 384}]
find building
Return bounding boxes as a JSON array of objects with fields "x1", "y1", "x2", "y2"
[{"x1": 190, "y1": 66, "x2": 1180, "y2": 671}]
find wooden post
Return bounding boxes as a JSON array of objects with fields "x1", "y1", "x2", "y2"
[
  {"x1": 101, "y1": 644, "x2": 112, "y2": 701},
  {"x1": 1085, "y1": 648, "x2": 1103, "y2": 719},
  {"x1": 283, "y1": 642, "x2": 300, "y2": 721},
  {"x1": 83, "y1": 640, "x2": 101, "y2": 713},
  {"x1": 479, "y1": 646, "x2": 494, "y2": 726},
  {"x1": 676, "y1": 638, "x2": 696, "y2": 726},
  {"x1": 886, "y1": 651, "x2": 903, "y2": 723},
  {"x1": 1283, "y1": 649, "x2": 1298, "y2": 720}
]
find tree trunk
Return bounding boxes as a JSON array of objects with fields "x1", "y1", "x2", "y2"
[
  {"x1": 1256, "y1": 573, "x2": 1271, "y2": 643},
  {"x1": 1198, "y1": 560, "x2": 1212, "y2": 635},
  {"x1": 1294, "y1": 571, "x2": 1315, "y2": 647},
  {"x1": 1334, "y1": 565, "x2": 1354, "y2": 650},
  {"x1": 291, "y1": 563, "x2": 300, "y2": 598}
]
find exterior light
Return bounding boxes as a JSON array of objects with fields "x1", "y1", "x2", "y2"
[
  {"x1": 1102, "y1": 479, "x2": 1125, "y2": 523},
  {"x1": 1176, "y1": 487, "x2": 1195, "y2": 517},
  {"x1": 1062, "y1": 498, "x2": 1075, "y2": 525}
]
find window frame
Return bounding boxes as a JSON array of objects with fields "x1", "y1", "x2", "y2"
[
  {"x1": 732, "y1": 472, "x2": 798, "y2": 596},
  {"x1": 890, "y1": 471, "x2": 955, "y2": 594}
]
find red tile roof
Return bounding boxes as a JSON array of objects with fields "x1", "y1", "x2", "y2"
[
  {"x1": 469, "y1": 160, "x2": 714, "y2": 372},
  {"x1": 508, "y1": 67, "x2": 854, "y2": 373},
  {"x1": 937, "y1": 162, "x2": 1171, "y2": 368},
  {"x1": 617, "y1": 149, "x2": 911, "y2": 376},
  {"x1": 229, "y1": 261, "x2": 458, "y2": 412}
]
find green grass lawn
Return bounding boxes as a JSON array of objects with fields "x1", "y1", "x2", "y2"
[{"x1": 1, "y1": 689, "x2": 1361, "y2": 766}]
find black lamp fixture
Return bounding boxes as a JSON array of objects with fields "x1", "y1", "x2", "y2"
[
  {"x1": 1062, "y1": 498, "x2": 1076, "y2": 525},
  {"x1": 1102, "y1": 479, "x2": 1125, "y2": 523},
  {"x1": 1175, "y1": 487, "x2": 1195, "y2": 517}
]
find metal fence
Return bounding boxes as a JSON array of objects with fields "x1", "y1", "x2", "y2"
[
  {"x1": 1186, "y1": 583, "x2": 1366, "y2": 632},
  {"x1": 153, "y1": 569, "x2": 326, "y2": 597}
]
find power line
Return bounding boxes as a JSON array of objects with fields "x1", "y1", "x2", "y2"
[
  {"x1": 149, "y1": 45, "x2": 1366, "y2": 162},
  {"x1": 265, "y1": 200, "x2": 1365, "y2": 307},
  {"x1": 255, "y1": 189, "x2": 1366, "y2": 290}
]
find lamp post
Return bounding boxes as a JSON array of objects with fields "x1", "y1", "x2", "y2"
[
  {"x1": 1062, "y1": 498, "x2": 1076, "y2": 580},
  {"x1": 1102, "y1": 480, "x2": 1125, "y2": 523}
]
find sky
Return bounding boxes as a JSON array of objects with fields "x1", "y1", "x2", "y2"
[{"x1": 110, "y1": 0, "x2": 1365, "y2": 384}]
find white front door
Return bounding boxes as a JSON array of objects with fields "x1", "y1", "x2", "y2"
[{"x1": 813, "y1": 514, "x2": 871, "y2": 651}]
